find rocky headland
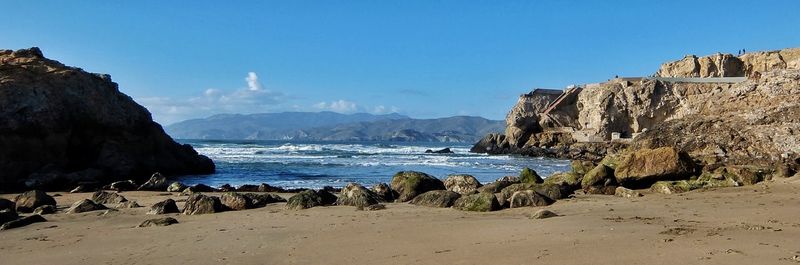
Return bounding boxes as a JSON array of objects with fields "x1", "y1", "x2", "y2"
[{"x1": 0, "y1": 48, "x2": 214, "y2": 192}]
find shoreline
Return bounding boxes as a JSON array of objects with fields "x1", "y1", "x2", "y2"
[{"x1": 2, "y1": 177, "x2": 800, "y2": 264}]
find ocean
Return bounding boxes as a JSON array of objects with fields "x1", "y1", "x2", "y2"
[{"x1": 174, "y1": 140, "x2": 571, "y2": 189}]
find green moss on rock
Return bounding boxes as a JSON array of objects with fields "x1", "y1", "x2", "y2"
[
  {"x1": 520, "y1": 167, "x2": 543, "y2": 184},
  {"x1": 389, "y1": 171, "x2": 445, "y2": 202},
  {"x1": 453, "y1": 193, "x2": 500, "y2": 212}
]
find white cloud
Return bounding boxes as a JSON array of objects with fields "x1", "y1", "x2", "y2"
[
  {"x1": 372, "y1": 105, "x2": 400, "y2": 114},
  {"x1": 245, "y1": 72, "x2": 262, "y2": 91},
  {"x1": 314, "y1": 99, "x2": 358, "y2": 113}
]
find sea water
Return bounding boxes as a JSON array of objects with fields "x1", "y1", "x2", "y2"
[{"x1": 174, "y1": 140, "x2": 571, "y2": 189}]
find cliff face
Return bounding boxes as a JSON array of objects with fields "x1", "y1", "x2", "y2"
[
  {"x1": 473, "y1": 47, "x2": 800, "y2": 168},
  {"x1": 0, "y1": 47, "x2": 214, "y2": 191},
  {"x1": 656, "y1": 48, "x2": 800, "y2": 78}
]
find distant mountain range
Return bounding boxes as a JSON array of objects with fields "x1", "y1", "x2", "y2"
[{"x1": 165, "y1": 111, "x2": 505, "y2": 143}]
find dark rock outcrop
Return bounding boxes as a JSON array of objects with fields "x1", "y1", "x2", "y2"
[
  {"x1": 33, "y1": 205, "x2": 56, "y2": 215},
  {"x1": 389, "y1": 171, "x2": 445, "y2": 202},
  {"x1": 425, "y1": 148, "x2": 454, "y2": 154},
  {"x1": 105, "y1": 180, "x2": 137, "y2": 192},
  {"x1": 243, "y1": 193, "x2": 285, "y2": 208},
  {"x1": 0, "y1": 210, "x2": 19, "y2": 224},
  {"x1": 409, "y1": 190, "x2": 461, "y2": 208},
  {"x1": 0, "y1": 198, "x2": 15, "y2": 212},
  {"x1": 0, "y1": 47, "x2": 214, "y2": 191},
  {"x1": 148, "y1": 199, "x2": 180, "y2": 214},
  {"x1": 286, "y1": 190, "x2": 335, "y2": 210},
  {"x1": 509, "y1": 190, "x2": 553, "y2": 208},
  {"x1": 371, "y1": 183, "x2": 396, "y2": 202},
  {"x1": 14, "y1": 190, "x2": 56, "y2": 213}
]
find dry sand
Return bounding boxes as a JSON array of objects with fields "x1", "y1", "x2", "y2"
[{"x1": 3, "y1": 178, "x2": 800, "y2": 265}]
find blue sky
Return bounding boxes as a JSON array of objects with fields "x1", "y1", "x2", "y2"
[{"x1": 3, "y1": 1, "x2": 799, "y2": 124}]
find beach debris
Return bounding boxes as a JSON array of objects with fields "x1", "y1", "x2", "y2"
[
  {"x1": 148, "y1": 199, "x2": 180, "y2": 214},
  {"x1": 530, "y1": 209, "x2": 558, "y2": 219},
  {"x1": 390, "y1": 171, "x2": 445, "y2": 202},
  {"x1": 410, "y1": 190, "x2": 461, "y2": 208},
  {"x1": 33, "y1": 205, "x2": 56, "y2": 215},
  {"x1": 444, "y1": 174, "x2": 482, "y2": 195},
  {"x1": 66, "y1": 199, "x2": 108, "y2": 214},
  {"x1": 509, "y1": 190, "x2": 553, "y2": 208},
  {"x1": 183, "y1": 194, "x2": 223, "y2": 215},
  {"x1": 337, "y1": 183, "x2": 383, "y2": 208},
  {"x1": 454, "y1": 193, "x2": 500, "y2": 212},
  {"x1": 14, "y1": 190, "x2": 57, "y2": 213},
  {"x1": 139, "y1": 217, "x2": 179, "y2": 227},
  {"x1": 0, "y1": 214, "x2": 46, "y2": 230},
  {"x1": 92, "y1": 191, "x2": 128, "y2": 204}
]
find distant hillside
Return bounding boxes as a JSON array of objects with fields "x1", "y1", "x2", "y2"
[{"x1": 165, "y1": 112, "x2": 505, "y2": 143}]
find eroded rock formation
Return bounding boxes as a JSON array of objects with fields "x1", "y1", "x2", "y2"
[{"x1": 0, "y1": 47, "x2": 214, "y2": 191}]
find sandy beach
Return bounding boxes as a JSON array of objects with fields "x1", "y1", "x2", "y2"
[{"x1": 2, "y1": 177, "x2": 800, "y2": 265}]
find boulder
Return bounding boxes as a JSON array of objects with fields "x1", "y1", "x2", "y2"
[
  {"x1": 614, "y1": 187, "x2": 642, "y2": 198},
  {"x1": 0, "y1": 214, "x2": 46, "y2": 230},
  {"x1": 0, "y1": 210, "x2": 19, "y2": 224},
  {"x1": 183, "y1": 194, "x2": 222, "y2": 215},
  {"x1": 14, "y1": 190, "x2": 56, "y2": 213},
  {"x1": 70, "y1": 184, "x2": 94, "y2": 193},
  {"x1": 444, "y1": 174, "x2": 482, "y2": 195},
  {"x1": 650, "y1": 181, "x2": 696, "y2": 194},
  {"x1": 181, "y1": 184, "x2": 216, "y2": 195},
  {"x1": 453, "y1": 193, "x2": 501, "y2": 212},
  {"x1": 92, "y1": 191, "x2": 128, "y2": 204},
  {"x1": 543, "y1": 172, "x2": 581, "y2": 189},
  {"x1": 286, "y1": 190, "x2": 320, "y2": 210},
  {"x1": 33, "y1": 205, "x2": 56, "y2": 215},
  {"x1": 571, "y1": 160, "x2": 597, "y2": 176},
  {"x1": 317, "y1": 189, "x2": 338, "y2": 205},
  {"x1": 220, "y1": 192, "x2": 252, "y2": 211},
  {"x1": 495, "y1": 176, "x2": 521, "y2": 183},
  {"x1": 425, "y1": 148, "x2": 454, "y2": 154},
  {"x1": 337, "y1": 183, "x2": 382, "y2": 209},
  {"x1": 257, "y1": 183, "x2": 286, "y2": 192},
  {"x1": 477, "y1": 180, "x2": 515, "y2": 194},
  {"x1": 520, "y1": 167, "x2": 543, "y2": 184},
  {"x1": 371, "y1": 183, "x2": 396, "y2": 202},
  {"x1": 581, "y1": 164, "x2": 615, "y2": 189},
  {"x1": 531, "y1": 183, "x2": 568, "y2": 200},
  {"x1": 106, "y1": 180, "x2": 137, "y2": 192},
  {"x1": 138, "y1": 217, "x2": 179, "y2": 227},
  {"x1": 498, "y1": 183, "x2": 532, "y2": 205},
  {"x1": 0, "y1": 47, "x2": 214, "y2": 191},
  {"x1": 117, "y1": 200, "x2": 142, "y2": 209},
  {"x1": 138, "y1": 172, "x2": 169, "y2": 191},
  {"x1": 389, "y1": 171, "x2": 445, "y2": 202},
  {"x1": 236, "y1": 184, "x2": 260, "y2": 192},
  {"x1": 509, "y1": 190, "x2": 553, "y2": 208},
  {"x1": 66, "y1": 199, "x2": 107, "y2": 214},
  {"x1": 585, "y1": 185, "x2": 618, "y2": 195},
  {"x1": 614, "y1": 147, "x2": 693, "y2": 188},
  {"x1": 530, "y1": 209, "x2": 558, "y2": 219},
  {"x1": 243, "y1": 193, "x2": 285, "y2": 208},
  {"x1": 167, "y1": 182, "x2": 187, "y2": 192},
  {"x1": 0, "y1": 198, "x2": 15, "y2": 212},
  {"x1": 714, "y1": 166, "x2": 765, "y2": 186},
  {"x1": 148, "y1": 199, "x2": 180, "y2": 214},
  {"x1": 409, "y1": 190, "x2": 461, "y2": 208}
]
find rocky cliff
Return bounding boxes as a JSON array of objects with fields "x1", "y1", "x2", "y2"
[
  {"x1": 473, "y1": 47, "x2": 800, "y2": 170},
  {"x1": 0, "y1": 47, "x2": 214, "y2": 191}
]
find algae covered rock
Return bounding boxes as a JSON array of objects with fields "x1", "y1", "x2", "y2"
[
  {"x1": 714, "y1": 166, "x2": 765, "y2": 186},
  {"x1": 453, "y1": 193, "x2": 500, "y2": 212},
  {"x1": 543, "y1": 172, "x2": 581, "y2": 189},
  {"x1": 410, "y1": 190, "x2": 461, "y2": 208},
  {"x1": 520, "y1": 167, "x2": 544, "y2": 184},
  {"x1": 138, "y1": 172, "x2": 169, "y2": 191},
  {"x1": 581, "y1": 164, "x2": 615, "y2": 189},
  {"x1": 444, "y1": 174, "x2": 482, "y2": 195},
  {"x1": 286, "y1": 190, "x2": 334, "y2": 210},
  {"x1": 243, "y1": 193, "x2": 285, "y2": 208},
  {"x1": 337, "y1": 183, "x2": 382, "y2": 208},
  {"x1": 477, "y1": 180, "x2": 515, "y2": 194},
  {"x1": 389, "y1": 171, "x2": 445, "y2": 202},
  {"x1": 615, "y1": 147, "x2": 693, "y2": 187},
  {"x1": 571, "y1": 160, "x2": 597, "y2": 176},
  {"x1": 614, "y1": 187, "x2": 642, "y2": 198},
  {"x1": 14, "y1": 190, "x2": 57, "y2": 213},
  {"x1": 220, "y1": 192, "x2": 252, "y2": 211},
  {"x1": 650, "y1": 180, "x2": 696, "y2": 194}
]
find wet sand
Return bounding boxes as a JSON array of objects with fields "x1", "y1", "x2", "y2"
[{"x1": 2, "y1": 177, "x2": 800, "y2": 264}]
